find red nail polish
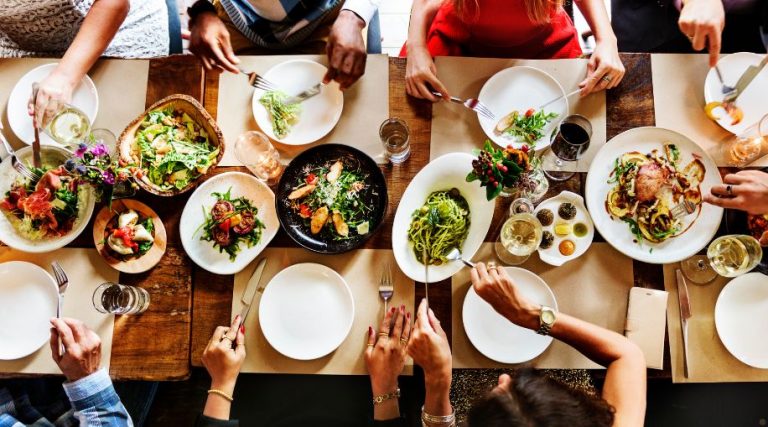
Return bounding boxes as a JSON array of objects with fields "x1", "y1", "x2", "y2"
[
  {"x1": 240, "y1": 324, "x2": 245, "y2": 334},
  {"x1": 390, "y1": 307, "x2": 396, "y2": 313},
  {"x1": 368, "y1": 326, "x2": 373, "y2": 334},
  {"x1": 407, "y1": 312, "x2": 411, "y2": 319}
]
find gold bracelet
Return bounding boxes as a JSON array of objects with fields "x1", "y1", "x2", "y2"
[
  {"x1": 372, "y1": 388, "x2": 400, "y2": 405},
  {"x1": 208, "y1": 389, "x2": 234, "y2": 402},
  {"x1": 421, "y1": 405, "x2": 456, "y2": 426}
]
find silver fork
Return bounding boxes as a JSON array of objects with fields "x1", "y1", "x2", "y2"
[
  {"x1": 431, "y1": 92, "x2": 496, "y2": 120},
  {"x1": 670, "y1": 199, "x2": 698, "y2": 220},
  {"x1": 378, "y1": 264, "x2": 394, "y2": 313},
  {"x1": 0, "y1": 122, "x2": 40, "y2": 181},
  {"x1": 238, "y1": 68, "x2": 278, "y2": 92},
  {"x1": 51, "y1": 261, "x2": 69, "y2": 356},
  {"x1": 714, "y1": 65, "x2": 737, "y2": 98}
]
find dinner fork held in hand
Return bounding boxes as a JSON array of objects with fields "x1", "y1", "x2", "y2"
[
  {"x1": 378, "y1": 264, "x2": 394, "y2": 314},
  {"x1": 239, "y1": 68, "x2": 278, "y2": 92},
  {"x1": 670, "y1": 199, "x2": 698, "y2": 220},
  {"x1": 431, "y1": 92, "x2": 496, "y2": 120},
  {"x1": 51, "y1": 261, "x2": 69, "y2": 356}
]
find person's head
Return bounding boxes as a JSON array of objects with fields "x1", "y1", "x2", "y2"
[
  {"x1": 452, "y1": 0, "x2": 564, "y2": 23},
  {"x1": 467, "y1": 369, "x2": 615, "y2": 427}
]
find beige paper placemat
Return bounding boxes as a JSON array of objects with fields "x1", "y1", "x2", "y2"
[
  {"x1": 0, "y1": 58, "x2": 148, "y2": 150},
  {"x1": 430, "y1": 56, "x2": 606, "y2": 172},
  {"x1": 232, "y1": 248, "x2": 415, "y2": 375},
  {"x1": 664, "y1": 264, "x2": 768, "y2": 383},
  {"x1": 650, "y1": 54, "x2": 757, "y2": 167},
  {"x1": 0, "y1": 247, "x2": 118, "y2": 375},
  {"x1": 216, "y1": 54, "x2": 389, "y2": 166},
  {"x1": 452, "y1": 242, "x2": 633, "y2": 369}
]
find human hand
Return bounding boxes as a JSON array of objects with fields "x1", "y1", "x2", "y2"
[
  {"x1": 579, "y1": 38, "x2": 625, "y2": 96},
  {"x1": 365, "y1": 305, "x2": 412, "y2": 395},
  {"x1": 323, "y1": 11, "x2": 367, "y2": 91},
  {"x1": 50, "y1": 318, "x2": 102, "y2": 382},
  {"x1": 704, "y1": 170, "x2": 768, "y2": 215},
  {"x1": 407, "y1": 299, "x2": 451, "y2": 389},
  {"x1": 405, "y1": 45, "x2": 448, "y2": 102},
  {"x1": 28, "y1": 71, "x2": 76, "y2": 128},
  {"x1": 678, "y1": 0, "x2": 725, "y2": 67},
  {"x1": 202, "y1": 315, "x2": 246, "y2": 394},
  {"x1": 188, "y1": 11, "x2": 240, "y2": 73},
  {"x1": 471, "y1": 262, "x2": 539, "y2": 330}
]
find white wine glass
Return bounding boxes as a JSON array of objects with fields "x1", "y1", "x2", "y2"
[
  {"x1": 723, "y1": 113, "x2": 767, "y2": 167},
  {"x1": 681, "y1": 234, "x2": 763, "y2": 283},
  {"x1": 42, "y1": 104, "x2": 91, "y2": 147}
]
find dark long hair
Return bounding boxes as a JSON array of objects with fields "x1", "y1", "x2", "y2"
[{"x1": 467, "y1": 369, "x2": 615, "y2": 427}]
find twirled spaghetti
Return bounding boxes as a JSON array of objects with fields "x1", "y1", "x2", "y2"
[{"x1": 408, "y1": 188, "x2": 470, "y2": 265}]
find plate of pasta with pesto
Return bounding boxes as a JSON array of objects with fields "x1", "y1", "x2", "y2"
[{"x1": 392, "y1": 153, "x2": 495, "y2": 283}]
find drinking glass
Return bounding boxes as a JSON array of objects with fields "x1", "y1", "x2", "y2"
[
  {"x1": 494, "y1": 198, "x2": 542, "y2": 265},
  {"x1": 42, "y1": 104, "x2": 91, "y2": 147},
  {"x1": 89, "y1": 128, "x2": 117, "y2": 157},
  {"x1": 92, "y1": 282, "x2": 150, "y2": 315},
  {"x1": 234, "y1": 131, "x2": 284, "y2": 185},
  {"x1": 542, "y1": 115, "x2": 592, "y2": 181},
  {"x1": 707, "y1": 234, "x2": 763, "y2": 277},
  {"x1": 379, "y1": 118, "x2": 410, "y2": 164},
  {"x1": 722, "y1": 113, "x2": 768, "y2": 167}
]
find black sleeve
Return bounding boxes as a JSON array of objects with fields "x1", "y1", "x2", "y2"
[
  {"x1": 373, "y1": 417, "x2": 407, "y2": 427},
  {"x1": 195, "y1": 414, "x2": 239, "y2": 427}
]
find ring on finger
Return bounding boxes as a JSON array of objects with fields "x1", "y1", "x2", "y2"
[
  {"x1": 367, "y1": 343, "x2": 375, "y2": 347},
  {"x1": 220, "y1": 336, "x2": 233, "y2": 343},
  {"x1": 601, "y1": 75, "x2": 612, "y2": 83},
  {"x1": 726, "y1": 185, "x2": 733, "y2": 195},
  {"x1": 378, "y1": 332, "x2": 389, "y2": 339},
  {"x1": 487, "y1": 261, "x2": 497, "y2": 269},
  {"x1": 400, "y1": 338, "x2": 408, "y2": 346}
]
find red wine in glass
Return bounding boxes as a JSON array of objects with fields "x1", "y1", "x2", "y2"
[{"x1": 551, "y1": 119, "x2": 592, "y2": 161}]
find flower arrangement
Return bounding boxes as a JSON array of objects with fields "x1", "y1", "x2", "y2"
[
  {"x1": 64, "y1": 137, "x2": 134, "y2": 203},
  {"x1": 466, "y1": 140, "x2": 533, "y2": 200}
]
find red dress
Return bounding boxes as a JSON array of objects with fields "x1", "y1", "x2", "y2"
[{"x1": 401, "y1": 0, "x2": 582, "y2": 59}]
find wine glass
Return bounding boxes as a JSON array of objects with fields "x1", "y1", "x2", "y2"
[
  {"x1": 542, "y1": 115, "x2": 592, "y2": 181},
  {"x1": 42, "y1": 104, "x2": 91, "y2": 147},
  {"x1": 722, "y1": 113, "x2": 768, "y2": 167},
  {"x1": 494, "y1": 198, "x2": 542, "y2": 265},
  {"x1": 681, "y1": 234, "x2": 763, "y2": 283},
  {"x1": 234, "y1": 131, "x2": 284, "y2": 185}
]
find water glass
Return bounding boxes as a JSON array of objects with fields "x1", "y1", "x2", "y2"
[
  {"x1": 379, "y1": 118, "x2": 410, "y2": 164},
  {"x1": 89, "y1": 128, "x2": 117, "y2": 157},
  {"x1": 722, "y1": 113, "x2": 768, "y2": 167},
  {"x1": 234, "y1": 131, "x2": 284, "y2": 185},
  {"x1": 542, "y1": 115, "x2": 592, "y2": 181},
  {"x1": 92, "y1": 282, "x2": 150, "y2": 315}
]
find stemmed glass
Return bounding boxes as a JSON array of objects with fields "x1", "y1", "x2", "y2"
[
  {"x1": 722, "y1": 113, "x2": 768, "y2": 167},
  {"x1": 542, "y1": 115, "x2": 592, "y2": 181},
  {"x1": 494, "y1": 198, "x2": 543, "y2": 265},
  {"x1": 42, "y1": 104, "x2": 91, "y2": 147},
  {"x1": 681, "y1": 234, "x2": 763, "y2": 284}
]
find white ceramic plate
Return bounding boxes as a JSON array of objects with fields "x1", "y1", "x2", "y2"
[
  {"x1": 585, "y1": 127, "x2": 723, "y2": 264},
  {"x1": 252, "y1": 59, "x2": 343, "y2": 145},
  {"x1": 7, "y1": 63, "x2": 98, "y2": 146},
  {"x1": 0, "y1": 146, "x2": 96, "y2": 253},
  {"x1": 259, "y1": 263, "x2": 354, "y2": 360},
  {"x1": 534, "y1": 191, "x2": 594, "y2": 266},
  {"x1": 392, "y1": 153, "x2": 495, "y2": 283},
  {"x1": 0, "y1": 261, "x2": 58, "y2": 360},
  {"x1": 180, "y1": 172, "x2": 279, "y2": 275},
  {"x1": 477, "y1": 66, "x2": 568, "y2": 150},
  {"x1": 704, "y1": 52, "x2": 768, "y2": 135},
  {"x1": 715, "y1": 273, "x2": 768, "y2": 369},
  {"x1": 463, "y1": 267, "x2": 557, "y2": 364}
]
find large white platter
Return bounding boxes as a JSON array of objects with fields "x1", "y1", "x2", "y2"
[
  {"x1": 715, "y1": 273, "x2": 768, "y2": 369},
  {"x1": 0, "y1": 146, "x2": 95, "y2": 253},
  {"x1": 252, "y1": 59, "x2": 343, "y2": 145},
  {"x1": 463, "y1": 267, "x2": 557, "y2": 364},
  {"x1": 477, "y1": 66, "x2": 568, "y2": 150},
  {"x1": 180, "y1": 172, "x2": 279, "y2": 275},
  {"x1": 259, "y1": 263, "x2": 354, "y2": 360},
  {"x1": 392, "y1": 153, "x2": 495, "y2": 283},
  {"x1": 0, "y1": 261, "x2": 58, "y2": 360},
  {"x1": 704, "y1": 52, "x2": 768, "y2": 135},
  {"x1": 585, "y1": 127, "x2": 723, "y2": 264},
  {"x1": 7, "y1": 63, "x2": 98, "y2": 146}
]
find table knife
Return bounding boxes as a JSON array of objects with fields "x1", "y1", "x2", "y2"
[
  {"x1": 238, "y1": 258, "x2": 268, "y2": 322},
  {"x1": 31, "y1": 83, "x2": 41, "y2": 168},
  {"x1": 284, "y1": 82, "x2": 324, "y2": 105},
  {"x1": 723, "y1": 54, "x2": 768, "y2": 103},
  {"x1": 676, "y1": 269, "x2": 692, "y2": 378}
]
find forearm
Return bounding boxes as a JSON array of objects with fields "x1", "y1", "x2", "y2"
[
  {"x1": 423, "y1": 375, "x2": 452, "y2": 416},
  {"x1": 63, "y1": 369, "x2": 132, "y2": 426},
  {"x1": 55, "y1": 0, "x2": 129, "y2": 85},
  {"x1": 203, "y1": 380, "x2": 235, "y2": 420},
  {"x1": 574, "y1": 0, "x2": 616, "y2": 43},
  {"x1": 373, "y1": 399, "x2": 400, "y2": 421},
  {"x1": 406, "y1": 0, "x2": 443, "y2": 50}
]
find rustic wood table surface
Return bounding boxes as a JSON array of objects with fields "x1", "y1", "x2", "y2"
[{"x1": 43, "y1": 53, "x2": 679, "y2": 381}]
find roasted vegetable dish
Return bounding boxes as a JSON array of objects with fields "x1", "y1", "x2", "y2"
[{"x1": 200, "y1": 188, "x2": 265, "y2": 261}]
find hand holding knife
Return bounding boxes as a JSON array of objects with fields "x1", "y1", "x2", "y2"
[{"x1": 238, "y1": 258, "x2": 268, "y2": 323}]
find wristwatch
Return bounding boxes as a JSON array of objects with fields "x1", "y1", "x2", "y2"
[{"x1": 536, "y1": 305, "x2": 556, "y2": 336}]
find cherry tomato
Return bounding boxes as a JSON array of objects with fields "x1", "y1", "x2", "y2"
[
  {"x1": 525, "y1": 108, "x2": 535, "y2": 117},
  {"x1": 217, "y1": 218, "x2": 231, "y2": 233},
  {"x1": 306, "y1": 173, "x2": 318, "y2": 185},
  {"x1": 299, "y1": 204, "x2": 312, "y2": 219}
]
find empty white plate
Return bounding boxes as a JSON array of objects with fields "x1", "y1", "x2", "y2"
[
  {"x1": 259, "y1": 263, "x2": 354, "y2": 360},
  {"x1": 0, "y1": 261, "x2": 58, "y2": 360},
  {"x1": 463, "y1": 267, "x2": 557, "y2": 364},
  {"x1": 704, "y1": 52, "x2": 768, "y2": 135},
  {"x1": 252, "y1": 59, "x2": 343, "y2": 145},
  {"x1": 477, "y1": 66, "x2": 568, "y2": 150},
  {"x1": 715, "y1": 272, "x2": 768, "y2": 369},
  {"x1": 7, "y1": 63, "x2": 98, "y2": 146}
]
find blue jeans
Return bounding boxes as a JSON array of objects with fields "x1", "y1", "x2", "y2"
[{"x1": 165, "y1": 0, "x2": 183, "y2": 54}]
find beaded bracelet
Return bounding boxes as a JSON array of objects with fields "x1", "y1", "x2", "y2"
[
  {"x1": 208, "y1": 389, "x2": 234, "y2": 402},
  {"x1": 372, "y1": 388, "x2": 401, "y2": 405},
  {"x1": 421, "y1": 406, "x2": 456, "y2": 427}
]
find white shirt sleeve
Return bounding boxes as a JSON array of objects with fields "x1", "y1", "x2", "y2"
[{"x1": 341, "y1": 0, "x2": 381, "y2": 25}]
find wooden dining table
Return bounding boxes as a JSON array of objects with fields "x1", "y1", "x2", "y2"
[{"x1": 49, "y1": 53, "x2": 672, "y2": 381}]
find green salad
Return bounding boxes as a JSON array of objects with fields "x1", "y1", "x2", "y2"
[
  {"x1": 131, "y1": 108, "x2": 219, "y2": 191},
  {"x1": 495, "y1": 108, "x2": 558, "y2": 146},
  {"x1": 259, "y1": 91, "x2": 301, "y2": 139}
]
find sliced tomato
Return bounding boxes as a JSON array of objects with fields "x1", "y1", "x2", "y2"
[
  {"x1": 217, "y1": 218, "x2": 232, "y2": 233},
  {"x1": 306, "y1": 173, "x2": 318, "y2": 185},
  {"x1": 299, "y1": 204, "x2": 312, "y2": 219},
  {"x1": 525, "y1": 108, "x2": 535, "y2": 117}
]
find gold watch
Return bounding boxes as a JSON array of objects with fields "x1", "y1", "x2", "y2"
[{"x1": 536, "y1": 305, "x2": 556, "y2": 336}]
